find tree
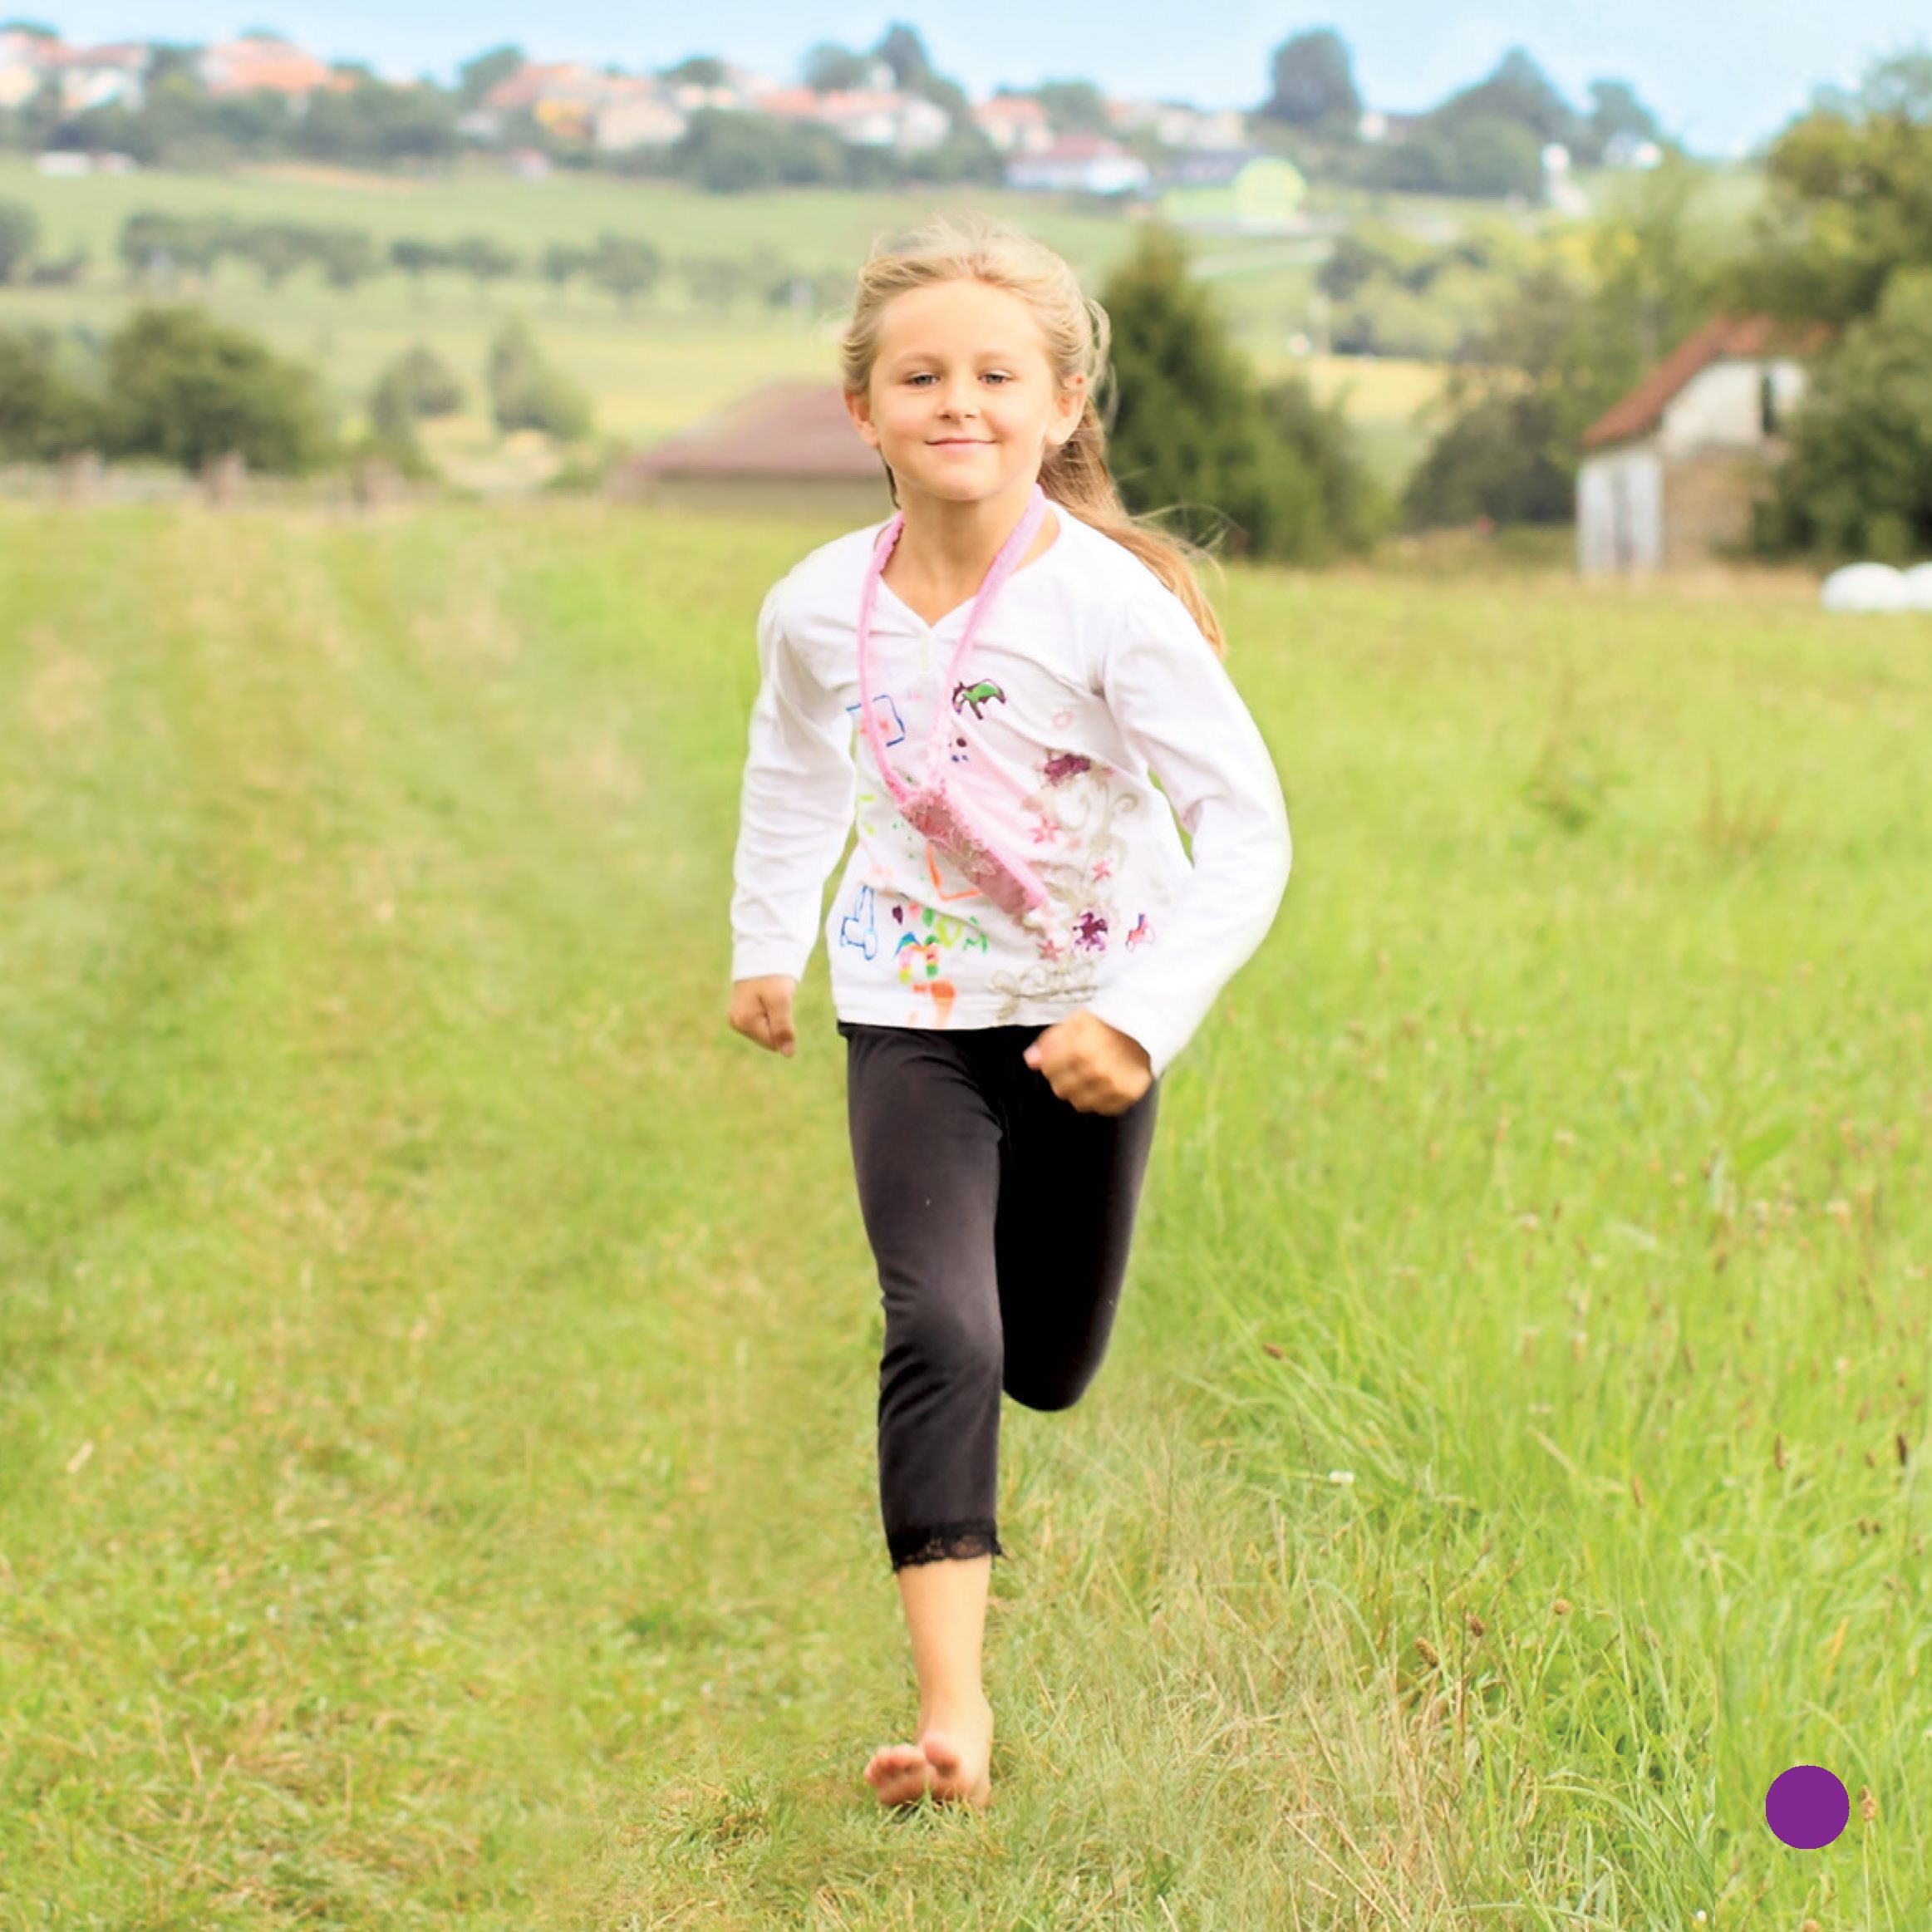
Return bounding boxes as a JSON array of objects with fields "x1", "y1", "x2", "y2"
[
  {"x1": 389, "y1": 237, "x2": 450, "y2": 287},
  {"x1": 232, "y1": 220, "x2": 309, "y2": 288},
  {"x1": 1401, "y1": 391, "x2": 1573, "y2": 528},
  {"x1": 0, "y1": 327, "x2": 101, "y2": 459},
  {"x1": 449, "y1": 234, "x2": 520, "y2": 297},
  {"x1": 873, "y1": 23, "x2": 932, "y2": 91},
  {"x1": 1588, "y1": 79, "x2": 1661, "y2": 152},
  {"x1": 661, "y1": 56, "x2": 727, "y2": 87},
  {"x1": 1437, "y1": 47, "x2": 1581, "y2": 150},
  {"x1": 586, "y1": 233, "x2": 661, "y2": 308},
  {"x1": 1729, "y1": 51, "x2": 1932, "y2": 327},
  {"x1": 1034, "y1": 80, "x2": 1110, "y2": 137},
  {"x1": 291, "y1": 78, "x2": 460, "y2": 164},
  {"x1": 101, "y1": 305, "x2": 334, "y2": 473},
  {"x1": 1099, "y1": 223, "x2": 1369, "y2": 562},
  {"x1": 1753, "y1": 268, "x2": 1932, "y2": 562},
  {"x1": 667, "y1": 107, "x2": 852, "y2": 192},
  {"x1": 541, "y1": 241, "x2": 589, "y2": 297},
  {"x1": 0, "y1": 200, "x2": 40, "y2": 283},
  {"x1": 312, "y1": 227, "x2": 376, "y2": 292},
  {"x1": 1262, "y1": 28, "x2": 1361, "y2": 135},
  {"x1": 117, "y1": 211, "x2": 240, "y2": 284},
  {"x1": 386, "y1": 343, "x2": 465, "y2": 417},
  {"x1": 366, "y1": 342, "x2": 463, "y2": 475},
  {"x1": 1404, "y1": 159, "x2": 1724, "y2": 528},
  {"x1": 802, "y1": 42, "x2": 875, "y2": 93},
  {"x1": 486, "y1": 317, "x2": 592, "y2": 439},
  {"x1": 458, "y1": 43, "x2": 524, "y2": 106},
  {"x1": 1251, "y1": 373, "x2": 1387, "y2": 558},
  {"x1": 1387, "y1": 113, "x2": 1545, "y2": 198}
]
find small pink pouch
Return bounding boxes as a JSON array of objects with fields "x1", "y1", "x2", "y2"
[{"x1": 854, "y1": 485, "x2": 1054, "y2": 924}]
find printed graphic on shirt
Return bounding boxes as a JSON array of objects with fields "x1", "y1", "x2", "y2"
[
  {"x1": 951, "y1": 677, "x2": 1008, "y2": 721},
  {"x1": 890, "y1": 900, "x2": 989, "y2": 951},
  {"x1": 845, "y1": 693, "x2": 907, "y2": 746},
  {"x1": 838, "y1": 882, "x2": 879, "y2": 960},
  {"x1": 986, "y1": 756, "x2": 1143, "y2": 1020},
  {"x1": 1127, "y1": 912, "x2": 1153, "y2": 948},
  {"x1": 896, "y1": 933, "x2": 956, "y2": 1027},
  {"x1": 922, "y1": 838, "x2": 984, "y2": 905}
]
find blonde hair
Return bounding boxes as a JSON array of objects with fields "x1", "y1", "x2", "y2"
[{"x1": 838, "y1": 209, "x2": 1227, "y2": 658}]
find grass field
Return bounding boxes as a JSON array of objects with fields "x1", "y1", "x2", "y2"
[
  {"x1": 0, "y1": 160, "x2": 1447, "y2": 486},
  {"x1": 2, "y1": 499, "x2": 1925, "y2": 1928}
]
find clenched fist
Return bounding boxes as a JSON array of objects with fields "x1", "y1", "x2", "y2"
[
  {"x1": 729, "y1": 975, "x2": 798, "y2": 1057},
  {"x1": 1023, "y1": 1010, "x2": 1153, "y2": 1115}
]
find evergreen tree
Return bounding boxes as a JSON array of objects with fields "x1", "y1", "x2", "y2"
[
  {"x1": 1100, "y1": 224, "x2": 1374, "y2": 561},
  {"x1": 1262, "y1": 29, "x2": 1361, "y2": 135}
]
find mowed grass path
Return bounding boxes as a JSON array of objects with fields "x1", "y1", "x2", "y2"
[{"x1": 1, "y1": 502, "x2": 1927, "y2": 1929}]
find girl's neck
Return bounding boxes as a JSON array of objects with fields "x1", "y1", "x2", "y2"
[{"x1": 892, "y1": 474, "x2": 1044, "y2": 591}]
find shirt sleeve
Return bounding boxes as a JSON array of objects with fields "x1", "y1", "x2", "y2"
[
  {"x1": 728, "y1": 577, "x2": 858, "y2": 984},
  {"x1": 1081, "y1": 578, "x2": 1292, "y2": 1079}
]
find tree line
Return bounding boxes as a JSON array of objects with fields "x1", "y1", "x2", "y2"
[
  {"x1": 1253, "y1": 32, "x2": 1666, "y2": 199},
  {"x1": 0, "y1": 304, "x2": 597, "y2": 481},
  {"x1": 110, "y1": 210, "x2": 851, "y2": 314}
]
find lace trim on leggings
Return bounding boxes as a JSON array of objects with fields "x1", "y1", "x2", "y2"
[{"x1": 888, "y1": 1518, "x2": 1005, "y2": 1570}]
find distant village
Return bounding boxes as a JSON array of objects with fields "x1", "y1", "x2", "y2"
[{"x1": 0, "y1": 26, "x2": 1661, "y2": 208}]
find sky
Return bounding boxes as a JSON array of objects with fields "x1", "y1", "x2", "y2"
[{"x1": 44, "y1": 1, "x2": 1932, "y2": 155}]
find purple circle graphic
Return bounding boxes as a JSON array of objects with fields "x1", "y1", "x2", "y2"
[{"x1": 1764, "y1": 1766, "x2": 1850, "y2": 1849}]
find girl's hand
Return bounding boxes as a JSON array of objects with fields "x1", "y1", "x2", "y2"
[
  {"x1": 1023, "y1": 1010, "x2": 1153, "y2": 1114},
  {"x1": 729, "y1": 976, "x2": 799, "y2": 1056}
]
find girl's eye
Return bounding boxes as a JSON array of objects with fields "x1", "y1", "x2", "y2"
[{"x1": 907, "y1": 372, "x2": 1011, "y2": 386}]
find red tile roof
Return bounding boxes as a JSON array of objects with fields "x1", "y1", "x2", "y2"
[
  {"x1": 625, "y1": 381, "x2": 882, "y2": 480},
  {"x1": 1581, "y1": 313, "x2": 1832, "y2": 450}
]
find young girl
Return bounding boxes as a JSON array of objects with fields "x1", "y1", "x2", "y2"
[{"x1": 726, "y1": 211, "x2": 1291, "y2": 1812}]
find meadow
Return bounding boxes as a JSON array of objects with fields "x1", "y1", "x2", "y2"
[
  {"x1": 0, "y1": 159, "x2": 1444, "y2": 486},
  {"x1": 1, "y1": 496, "x2": 1926, "y2": 1929}
]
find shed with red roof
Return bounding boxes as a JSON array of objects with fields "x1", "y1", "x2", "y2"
[
  {"x1": 609, "y1": 381, "x2": 892, "y2": 519},
  {"x1": 1576, "y1": 313, "x2": 1830, "y2": 574}
]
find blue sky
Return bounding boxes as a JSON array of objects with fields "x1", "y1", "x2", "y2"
[{"x1": 51, "y1": 2, "x2": 1932, "y2": 154}]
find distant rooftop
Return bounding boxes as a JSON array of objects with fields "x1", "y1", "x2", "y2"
[
  {"x1": 1582, "y1": 314, "x2": 1832, "y2": 449},
  {"x1": 624, "y1": 382, "x2": 881, "y2": 482}
]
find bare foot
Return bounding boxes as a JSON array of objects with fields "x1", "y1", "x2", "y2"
[{"x1": 863, "y1": 1692, "x2": 994, "y2": 1810}]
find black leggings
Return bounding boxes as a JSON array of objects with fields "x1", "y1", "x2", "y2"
[{"x1": 838, "y1": 1020, "x2": 1162, "y2": 1571}]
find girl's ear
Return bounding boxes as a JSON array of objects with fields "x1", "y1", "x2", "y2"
[
  {"x1": 844, "y1": 387, "x2": 878, "y2": 447},
  {"x1": 1053, "y1": 374, "x2": 1088, "y2": 447}
]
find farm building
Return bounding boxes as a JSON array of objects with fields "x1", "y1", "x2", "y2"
[
  {"x1": 1004, "y1": 135, "x2": 1151, "y2": 196},
  {"x1": 1576, "y1": 314, "x2": 1829, "y2": 575},
  {"x1": 610, "y1": 381, "x2": 892, "y2": 521}
]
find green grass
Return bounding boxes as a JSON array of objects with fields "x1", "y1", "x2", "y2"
[{"x1": 1, "y1": 500, "x2": 1925, "y2": 1928}]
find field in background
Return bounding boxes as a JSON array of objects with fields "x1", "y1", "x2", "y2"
[
  {"x1": 2, "y1": 498, "x2": 1924, "y2": 1927},
  {"x1": 0, "y1": 159, "x2": 1462, "y2": 487}
]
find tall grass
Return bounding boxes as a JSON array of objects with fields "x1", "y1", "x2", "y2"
[{"x1": 0, "y1": 501, "x2": 1924, "y2": 1928}]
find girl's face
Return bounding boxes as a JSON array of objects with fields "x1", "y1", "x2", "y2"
[{"x1": 847, "y1": 278, "x2": 1085, "y2": 509}]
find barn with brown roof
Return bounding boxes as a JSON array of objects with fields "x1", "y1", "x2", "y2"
[
  {"x1": 609, "y1": 381, "x2": 892, "y2": 520},
  {"x1": 1576, "y1": 314, "x2": 1831, "y2": 574}
]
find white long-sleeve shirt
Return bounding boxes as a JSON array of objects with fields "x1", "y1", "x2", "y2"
[{"x1": 728, "y1": 501, "x2": 1291, "y2": 1079}]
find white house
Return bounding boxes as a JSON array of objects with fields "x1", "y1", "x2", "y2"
[
  {"x1": 594, "y1": 82, "x2": 687, "y2": 152},
  {"x1": 1005, "y1": 134, "x2": 1150, "y2": 195},
  {"x1": 1108, "y1": 98, "x2": 1247, "y2": 150},
  {"x1": 1576, "y1": 314, "x2": 1829, "y2": 575},
  {"x1": 972, "y1": 93, "x2": 1053, "y2": 154},
  {"x1": 57, "y1": 42, "x2": 149, "y2": 112},
  {"x1": 758, "y1": 84, "x2": 949, "y2": 151}
]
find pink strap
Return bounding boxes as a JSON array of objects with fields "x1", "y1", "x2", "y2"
[{"x1": 854, "y1": 484, "x2": 1048, "y2": 811}]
